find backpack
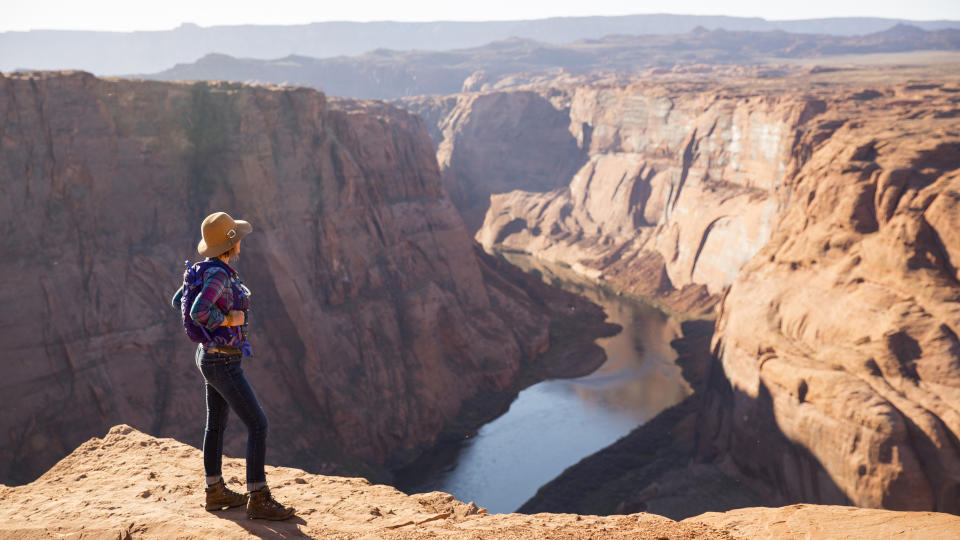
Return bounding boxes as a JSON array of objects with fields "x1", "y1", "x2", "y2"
[{"x1": 179, "y1": 259, "x2": 252, "y2": 355}]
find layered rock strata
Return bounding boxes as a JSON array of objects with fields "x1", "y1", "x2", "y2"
[
  {"x1": 476, "y1": 73, "x2": 960, "y2": 513},
  {"x1": 712, "y1": 81, "x2": 960, "y2": 512},
  {"x1": 482, "y1": 85, "x2": 821, "y2": 315},
  {"x1": 0, "y1": 71, "x2": 612, "y2": 486},
  {"x1": 4, "y1": 425, "x2": 960, "y2": 539},
  {"x1": 403, "y1": 81, "x2": 824, "y2": 315},
  {"x1": 404, "y1": 90, "x2": 587, "y2": 231}
]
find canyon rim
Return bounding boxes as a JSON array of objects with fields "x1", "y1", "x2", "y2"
[
  {"x1": 0, "y1": 71, "x2": 614, "y2": 487},
  {"x1": 3, "y1": 10, "x2": 960, "y2": 539}
]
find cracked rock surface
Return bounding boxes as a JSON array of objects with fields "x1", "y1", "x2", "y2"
[{"x1": 4, "y1": 425, "x2": 959, "y2": 539}]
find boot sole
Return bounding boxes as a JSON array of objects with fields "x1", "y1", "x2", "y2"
[
  {"x1": 246, "y1": 511, "x2": 296, "y2": 521},
  {"x1": 205, "y1": 501, "x2": 248, "y2": 511}
]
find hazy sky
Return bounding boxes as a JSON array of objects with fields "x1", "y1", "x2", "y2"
[{"x1": 6, "y1": 0, "x2": 960, "y2": 32}]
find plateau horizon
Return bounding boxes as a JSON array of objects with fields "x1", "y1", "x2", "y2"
[{"x1": 5, "y1": 1, "x2": 960, "y2": 32}]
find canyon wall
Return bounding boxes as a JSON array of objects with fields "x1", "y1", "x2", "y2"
[
  {"x1": 481, "y1": 85, "x2": 822, "y2": 314},
  {"x1": 711, "y1": 83, "x2": 960, "y2": 512},
  {"x1": 0, "y1": 71, "x2": 610, "y2": 485},
  {"x1": 404, "y1": 81, "x2": 822, "y2": 314},
  {"x1": 410, "y1": 90, "x2": 587, "y2": 231},
  {"x1": 407, "y1": 72, "x2": 960, "y2": 512}
]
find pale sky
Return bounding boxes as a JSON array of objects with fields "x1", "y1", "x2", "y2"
[{"x1": 5, "y1": 0, "x2": 959, "y2": 32}]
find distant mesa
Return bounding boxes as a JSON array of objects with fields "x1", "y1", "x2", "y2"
[
  {"x1": 141, "y1": 24, "x2": 960, "y2": 100},
  {"x1": 3, "y1": 14, "x2": 960, "y2": 75}
]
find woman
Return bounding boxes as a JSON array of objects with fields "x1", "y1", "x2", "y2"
[{"x1": 171, "y1": 211, "x2": 295, "y2": 521}]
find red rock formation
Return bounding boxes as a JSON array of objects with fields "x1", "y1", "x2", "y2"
[
  {"x1": 713, "y1": 82, "x2": 960, "y2": 512},
  {"x1": 407, "y1": 69, "x2": 960, "y2": 512},
  {"x1": 479, "y1": 85, "x2": 824, "y2": 315},
  {"x1": 0, "y1": 71, "x2": 611, "y2": 486},
  {"x1": 4, "y1": 424, "x2": 959, "y2": 539},
  {"x1": 430, "y1": 90, "x2": 586, "y2": 231},
  {"x1": 405, "y1": 82, "x2": 821, "y2": 315}
]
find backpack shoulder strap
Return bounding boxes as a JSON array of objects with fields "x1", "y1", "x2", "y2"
[
  {"x1": 200, "y1": 264, "x2": 229, "y2": 282},
  {"x1": 188, "y1": 260, "x2": 229, "y2": 290}
]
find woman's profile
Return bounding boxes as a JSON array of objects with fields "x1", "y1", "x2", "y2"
[{"x1": 171, "y1": 211, "x2": 295, "y2": 521}]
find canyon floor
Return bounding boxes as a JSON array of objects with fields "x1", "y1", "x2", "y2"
[{"x1": 2, "y1": 425, "x2": 959, "y2": 539}]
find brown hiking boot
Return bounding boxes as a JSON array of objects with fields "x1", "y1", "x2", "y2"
[
  {"x1": 205, "y1": 478, "x2": 248, "y2": 510},
  {"x1": 246, "y1": 486, "x2": 296, "y2": 521}
]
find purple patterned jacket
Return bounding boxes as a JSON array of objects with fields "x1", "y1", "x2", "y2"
[{"x1": 171, "y1": 258, "x2": 251, "y2": 350}]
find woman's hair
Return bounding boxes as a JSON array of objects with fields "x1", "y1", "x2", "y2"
[{"x1": 219, "y1": 243, "x2": 240, "y2": 260}]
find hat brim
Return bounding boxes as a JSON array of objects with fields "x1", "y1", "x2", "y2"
[{"x1": 197, "y1": 220, "x2": 253, "y2": 257}]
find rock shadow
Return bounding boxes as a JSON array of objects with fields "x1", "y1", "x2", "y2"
[
  {"x1": 439, "y1": 91, "x2": 589, "y2": 232},
  {"x1": 208, "y1": 507, "x2": 308, "y2": 538},
  {"x1": 518, "y1": 319, "x2": 854, "y2": 520}
]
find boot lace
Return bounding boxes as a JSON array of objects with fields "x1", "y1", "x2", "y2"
[{"x1": 265, "y1": 492, "x2": 286, "y2": 509}]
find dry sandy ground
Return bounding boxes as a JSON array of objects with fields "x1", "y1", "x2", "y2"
[{"x1": 1, "y1": 425, "x2": 957, "y2": 539}]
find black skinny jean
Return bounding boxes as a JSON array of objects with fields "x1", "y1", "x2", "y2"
[{"x1": 195, "y1": 344, "x2": 268, "y2": 485}]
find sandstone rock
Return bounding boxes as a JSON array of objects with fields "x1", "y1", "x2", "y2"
[
  {"x1": 685, "y1": 504, "x2": 960, "y2": 539},
  {"x1": 711, "y1": 84, "x2": 960, "y2": 512},
  {"x1": 0, "y1": 71, "x2": 610, "y2": 486},
  {"x1": 412, "y1": 69, "x2": 960, "y2": 515},
  {"x1": 4, "y1": 425, "x2": 959, "y2": 539},
  {"x1": 430, "y1": 90, "x2": 587, "y2": 231},
  {"x1": 518, "y1": 320, "x2": 760, "y2": 520},
  {"x1": 408, "y1": 83, "x2": 822, "y2": 315},
  {"x1": 495, "y1": 85, "x2": 821, "y2": 299}
]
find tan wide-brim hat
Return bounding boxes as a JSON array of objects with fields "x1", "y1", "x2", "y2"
[{"x1": 197, "y1": 211, "x2": 253, "y2": 257}]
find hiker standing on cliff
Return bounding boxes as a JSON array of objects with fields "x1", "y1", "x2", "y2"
[{"x1": 171, "y1": 211, "x2": 295, "y2": 521}]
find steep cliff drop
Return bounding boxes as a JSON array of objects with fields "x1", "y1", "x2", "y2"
[
  {"x1": 712, "y1": 83, "x2": 960, "y2": 512},
  {"x1": 0, "y1": 71, "x2": 614, "y2": 487},
  {"x1": 3, "y1": 425, "x2": 960, "y2": 538},
  {"x1": 402, "y1": 90, "x2": 588, "y2": 232},
  {"x1": 403, "y1": 78, "x2": 818, "y2": 316},
  {"x1": 404, "y1": 67, "x2": 960, "y2": 514}
]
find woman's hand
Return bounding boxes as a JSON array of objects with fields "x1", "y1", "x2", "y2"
[{"x1": 225, "y1": 310, "x2": 246, "y2": 326}]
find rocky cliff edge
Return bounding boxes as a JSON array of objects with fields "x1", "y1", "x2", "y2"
[
  {"x1": 2, "y1": 425, "x2": 959, "y2": 539},
  {"x1": 0, "y1": 71, "x2": 615, "y2": 487}
]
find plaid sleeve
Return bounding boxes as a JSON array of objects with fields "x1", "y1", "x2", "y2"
[{"x1": 190, "y1": 267, "x2": 230, "y2": 329}]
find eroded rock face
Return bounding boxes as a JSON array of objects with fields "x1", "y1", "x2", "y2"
[
  {"x1": 408, "y1": 72, "x2": 960, "y2": 513},
  {"x1": 426, "y1": 91, "x2": 587, "y2": 231},
  {"x1": 4, "y1": 425, "x2": 960, "y2": 539},
  {"x1": 406, "y1": 83, "x2": 821, "y2": 315},
  {"x1": 486, "y1": 86, "x2": 819, "y2": 304},
  {"x1": 712, "y1": 85, "x2": 960, "y2": 512},
  {"x1": 0, "y1": 71, "x2": 609, "y2": 485}
]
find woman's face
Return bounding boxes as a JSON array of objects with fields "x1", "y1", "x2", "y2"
[{"x1": 221, "y1": 237, "x2": 241, "y2": 262}]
